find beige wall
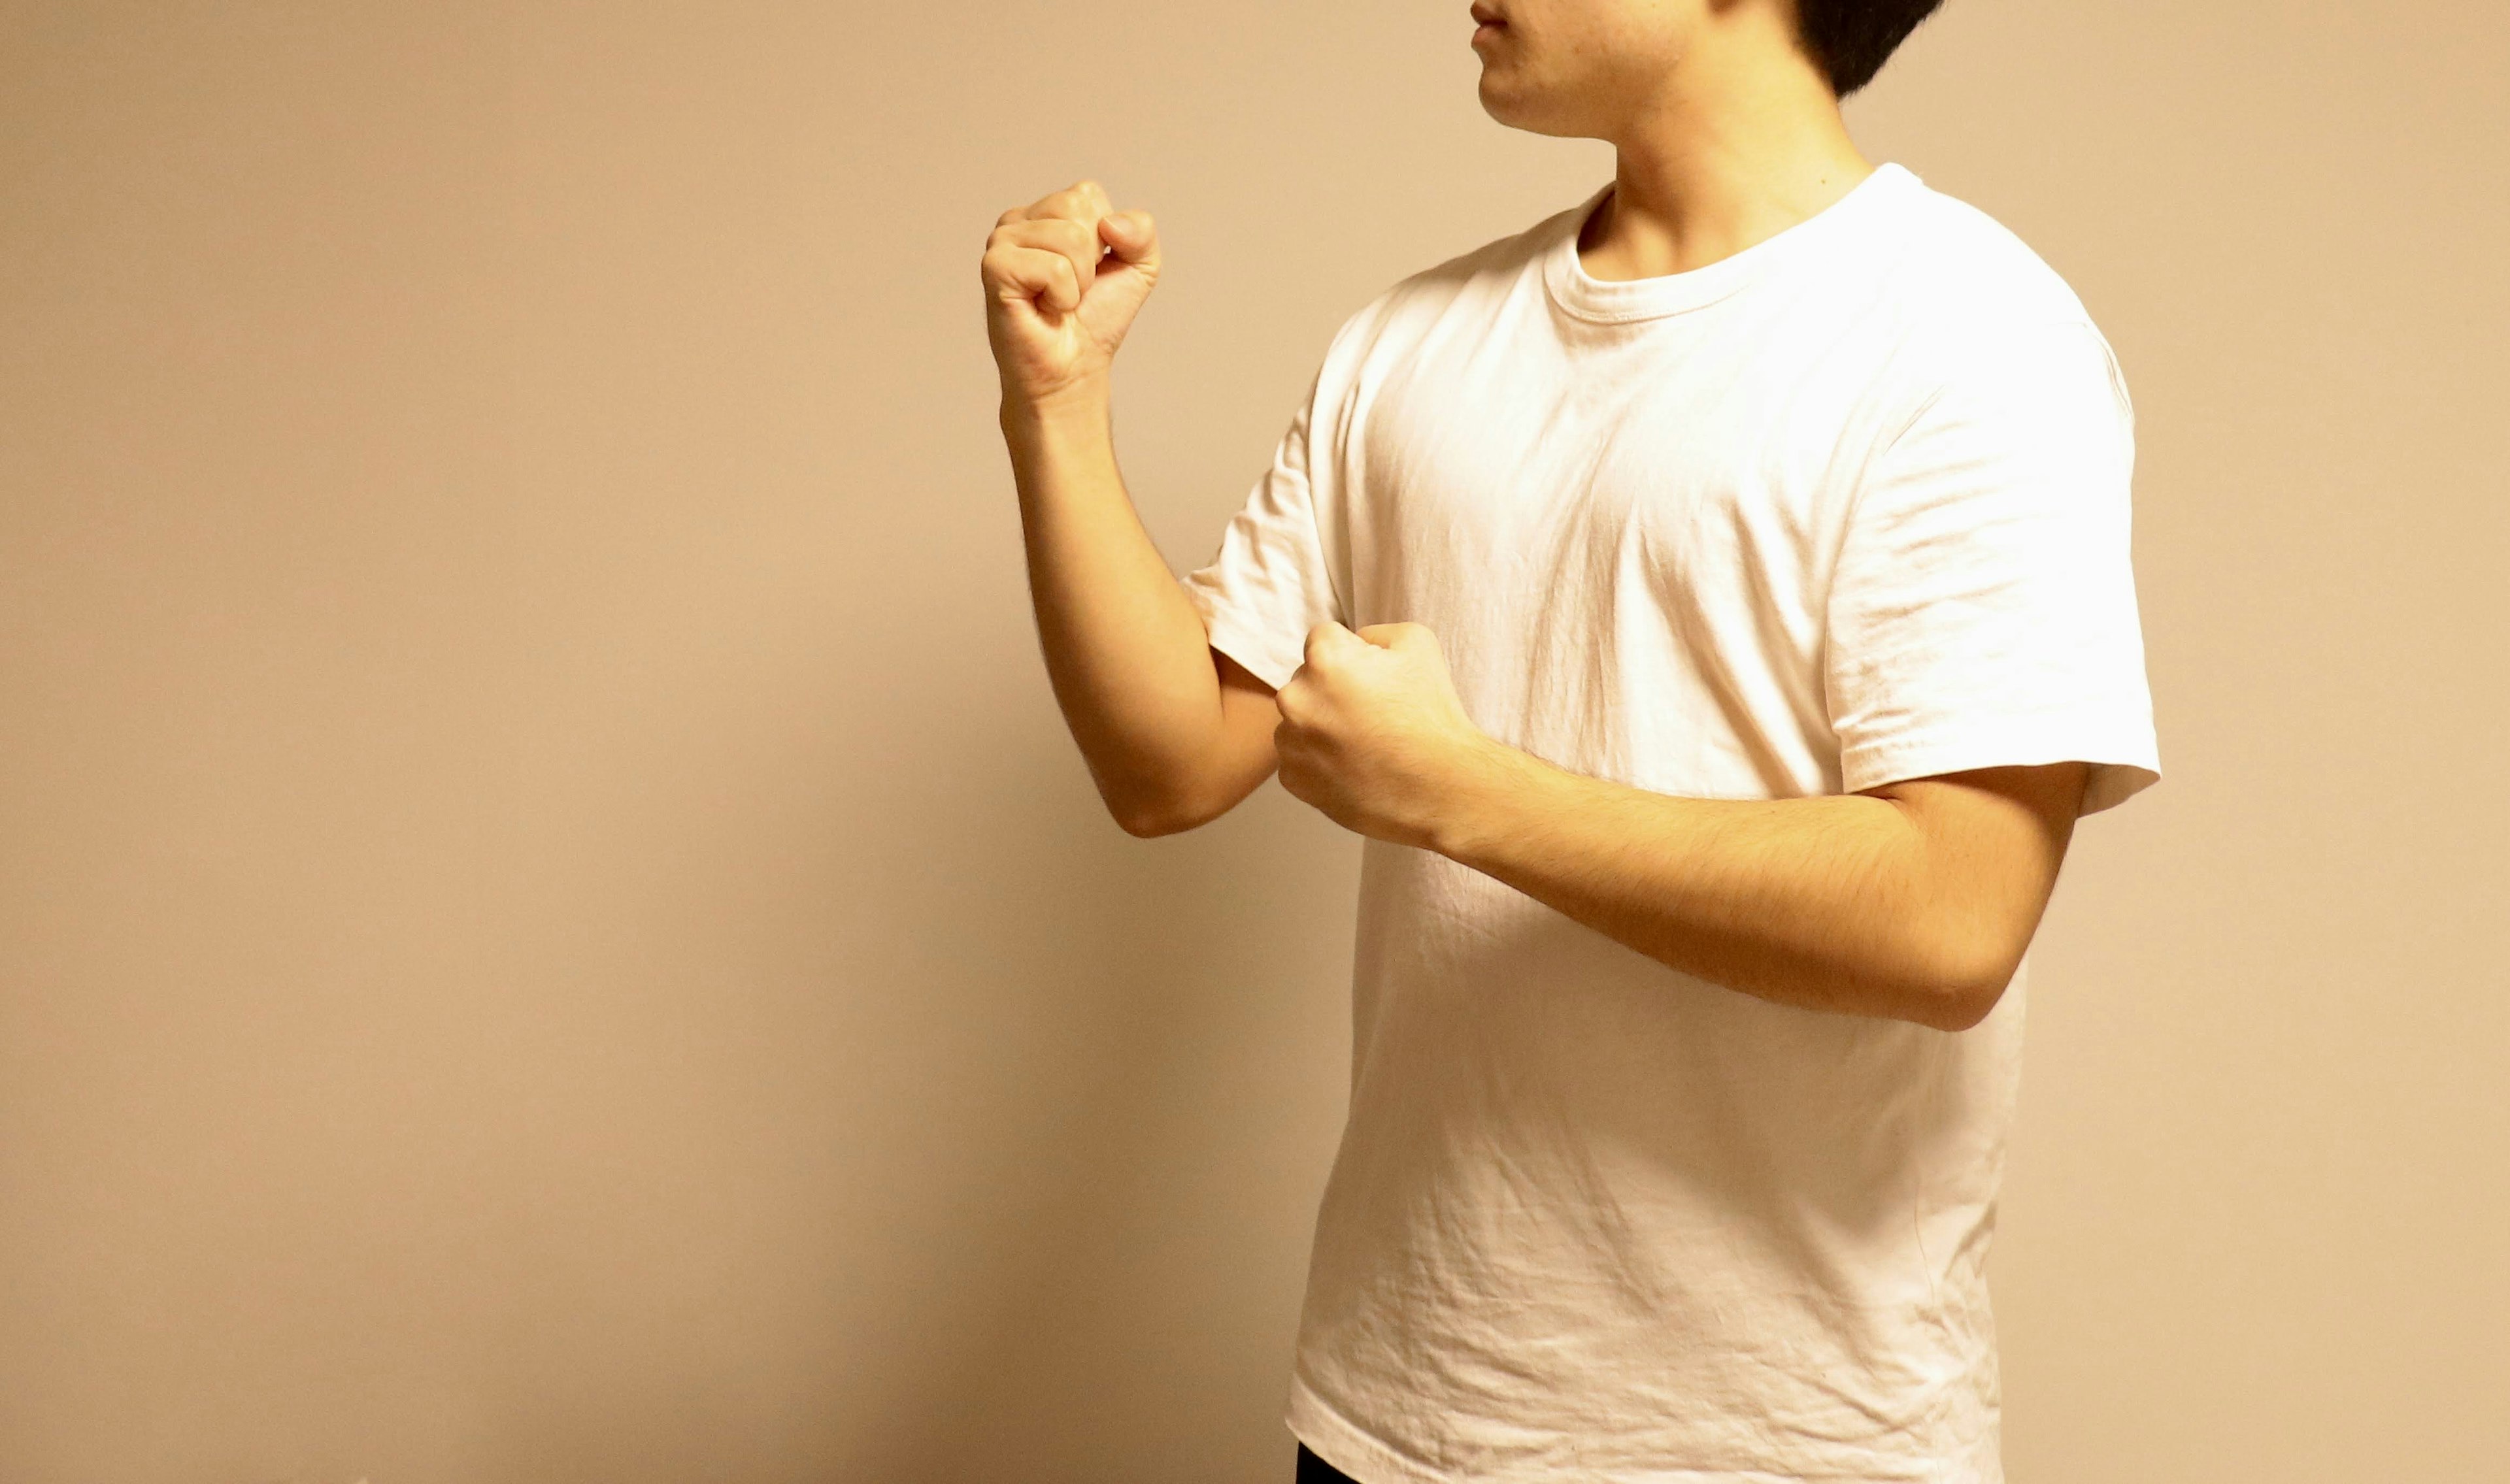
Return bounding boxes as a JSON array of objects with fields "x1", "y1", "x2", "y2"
[{"x1": 2, "y1": 2, "x2": 2502, "y2": 1480}]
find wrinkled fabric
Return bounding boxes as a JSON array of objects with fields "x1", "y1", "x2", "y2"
[{"x1": 1181, "y1": 162, "x2": 2161, "y2": 1484}]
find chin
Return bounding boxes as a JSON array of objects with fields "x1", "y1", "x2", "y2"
[
  {"x1": 1477, "y1": 75, "x2": 1579, "y2": 138},
  {"x1": 1475, "y1": 69, "x2": 1531, "y2": 124}
]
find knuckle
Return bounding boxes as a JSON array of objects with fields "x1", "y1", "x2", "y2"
[
  {"x1": 1009, "y1": 217, "x2": 1079, "y2": 256},
  {"x1": 990, "y1": 248, "x2": 1067, "y2": 297}
]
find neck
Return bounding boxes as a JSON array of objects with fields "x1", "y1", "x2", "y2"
[{"x1": 1578, "y1": 14, "x2": 1875, "y2": 282}]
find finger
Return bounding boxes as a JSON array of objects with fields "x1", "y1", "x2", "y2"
[
  {"x1": 1303, "y1": 621, "x2": 1356, "y2": 668},
  {"x1": 992, "y1": 218, "x2": 1099, "y2": 301},
  {"x1": 1071, "y1": 178, "x2": 1115, "y2": 216},
  {"x1": 1362, "y1": 621, "x2": 1437, "y2": 654},
  {"x1": 982, "y1": 244, "x2": 1083, "y2": 314},
  {"x1": 1022, "y1": 179, "x2": 1112, "y2": 235},
  {"x1": 999, "y1": 179, "x2": 1109, "y2": 239}
]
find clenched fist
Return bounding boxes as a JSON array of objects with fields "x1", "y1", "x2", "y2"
[
  {"x1": 1274, "y1": 621, "x2": 1509, "y2": 849},
  {"x1": 980, "y1": 179, "x2": 1161, "y2": 409}
]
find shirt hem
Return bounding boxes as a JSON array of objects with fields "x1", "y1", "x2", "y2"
[{"x1": 1286, "y1": 1370, "x2": 1998, "y2": 1484}]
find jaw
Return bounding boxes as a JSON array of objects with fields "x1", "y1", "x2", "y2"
[
  {"x1": 1475, "y1": 5, "x2": 1698, "y2": 142},
  {"x1": 1478, "y1": 62, "x2": 1611, "y2": 140}
]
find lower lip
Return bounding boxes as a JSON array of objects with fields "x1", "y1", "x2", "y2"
[{"x1": 1473, "y1": 22, "x2": 1503, "y2": 42}]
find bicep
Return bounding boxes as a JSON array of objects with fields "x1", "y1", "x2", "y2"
[{"x1": 1183, "y1": 648, "x2": 1284, "y2": 826}]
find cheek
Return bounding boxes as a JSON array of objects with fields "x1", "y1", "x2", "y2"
[{"x1": 1553, "y1": 7, "x2": 1686, "y2": 88}]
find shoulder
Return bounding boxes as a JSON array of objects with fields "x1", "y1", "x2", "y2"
[
  {"x1": 1311, "y1": 197, "x2": 1585, "y2": 375},
  {"x1": 1872, "y1": 176, "x2": 2100, "y2": 334},
  {"x1": 1860, "y1": 177, "x2": 2132, "y2": 429}
]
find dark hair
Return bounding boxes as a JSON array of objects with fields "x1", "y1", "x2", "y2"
[{"x1": 1793, "y1": 0, "x2": 1947, "y2": 98}]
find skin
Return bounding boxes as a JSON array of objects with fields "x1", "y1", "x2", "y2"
[{"x1": 982, "y1": 0, "x2": 2088, "y2": 1033}]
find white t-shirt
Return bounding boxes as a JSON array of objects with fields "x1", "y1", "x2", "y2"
[{"x1": 1179, "y1": 161, "x2": 2162, "y2": 1484}]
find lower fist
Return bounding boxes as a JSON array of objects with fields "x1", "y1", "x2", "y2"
[{"x1": 1273, "y1": 621, "x2": 1497, "y2": 848}]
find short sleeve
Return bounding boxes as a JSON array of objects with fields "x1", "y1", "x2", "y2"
[
  {"x1": 1824, "y1": 318, "x2": 2162, "y2": 817},
  {"x1": 1177, "y1": 363, "x2": 1352, "y2": 691}
]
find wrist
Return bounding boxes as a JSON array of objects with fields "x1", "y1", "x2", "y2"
[
  {"x1": 1422, "y1": 735, "x2": 1547, "y2": 863},
  {"x1": 999, "y1": 376, "x2": 1113, "y2": 442}
]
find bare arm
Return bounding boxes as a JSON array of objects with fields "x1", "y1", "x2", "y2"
[
  {"x1": 981, "y1": 180, "x2": 1279, "y2": 834},
  {"x1": 1433, "y1": 748, "x2": 2086, "y2": 1032},
  {"x1": 1273, "y1": 621, "x2": 2087, "y2": 1032}
]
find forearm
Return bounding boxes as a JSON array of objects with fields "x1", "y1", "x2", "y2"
[
  {"x1": 1000, "y1": 384, "x2": 1230, "y2": 821},
  {"x1": 1430, "y1": 742, "x2": 1975, "y2": 1030}
]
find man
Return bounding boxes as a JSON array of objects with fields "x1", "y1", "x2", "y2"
[{"x1": 979, "y1": 0, "x2": 2160, "y2": 1479}]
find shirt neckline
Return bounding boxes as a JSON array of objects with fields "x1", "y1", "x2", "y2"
[{"x1": 1541, "y1": 161, "x2": 1917, "y2": 324}]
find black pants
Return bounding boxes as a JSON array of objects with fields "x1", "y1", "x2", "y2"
[{"x1": 1296, "y1": 1442, "x2": 1364, "y2": 1484}]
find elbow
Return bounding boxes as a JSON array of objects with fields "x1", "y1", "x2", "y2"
[
  {"x1": 1099, "y1": 741, "x2": 1260, "y2": 838},
  {"x1": 1107, "y1": 783, "x2": 1214, "y2": 839},
  {"x1": 1924, "y1": 984, "x2": 2001, "y2": 1034},
  {"x1": 1921, "y1": 943, "x2": 2024, "y2": 1033},
  {"x1": 1113, "y1": 803, "x2": 1192, "y2": 838}
]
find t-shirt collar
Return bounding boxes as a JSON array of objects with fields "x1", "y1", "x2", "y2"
[{"x1": 1541, "y1": 161, "x2": 1915, "y2": 324}]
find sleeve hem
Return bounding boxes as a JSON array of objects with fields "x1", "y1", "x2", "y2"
[
  {"x1": 1179, "y1": 576, "x2": 1306, "y2": 692},
  {"x1": 1839, "y1": 724, "x2": 2162, "y2": 818}
]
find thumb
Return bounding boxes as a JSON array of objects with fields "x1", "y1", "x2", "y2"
[{"x1": 1098, "y1": 209, "x2": 1160, "y2": 268}]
